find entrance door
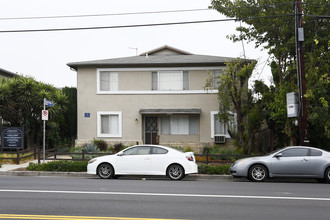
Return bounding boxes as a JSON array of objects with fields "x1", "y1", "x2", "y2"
[{"x1": 145, "y1": 116, "x2": 158, "y2": 144}]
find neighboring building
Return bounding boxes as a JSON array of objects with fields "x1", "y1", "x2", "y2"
[
  {"x1": 67, "y1": 45, "x2": 242, "y2": 150},
  {"x1": 0, "y1": 68, "x2": 17, "y2": 79}
]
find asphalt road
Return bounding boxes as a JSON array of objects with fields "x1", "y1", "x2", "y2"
[{"x1": 0, "y1": 175, "x2": 329, "y2": 220}]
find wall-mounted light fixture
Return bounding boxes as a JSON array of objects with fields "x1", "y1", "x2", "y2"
[{"x1": 135, "y1": 118, "x2": 139, "y2": 124}]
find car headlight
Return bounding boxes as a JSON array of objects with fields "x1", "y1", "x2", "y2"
[{"x1": 88, "y1": 159, "x2": 97, "y2": 164}]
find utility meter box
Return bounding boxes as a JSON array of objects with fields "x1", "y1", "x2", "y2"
[{"x1": 286, "y1": 92, "x2": 299, "y2": 118}]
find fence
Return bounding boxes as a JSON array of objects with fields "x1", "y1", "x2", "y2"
[
  {"x1": 0, "y1": 148, "x2": 37, "y2": 165},
  {"x1": 0, "y1": 147, "x2": 251, "y2": 165},
  {"x1": 194, "y1": 152, "x2": 250, "y2": 165}
]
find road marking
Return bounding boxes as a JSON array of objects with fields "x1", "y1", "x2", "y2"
[
  {"x1": 0, "y1": 189, "x2": 330, "y2": 202},
  {"x1": 0, "y1": 214, "x2": 184, "y2": 220}
]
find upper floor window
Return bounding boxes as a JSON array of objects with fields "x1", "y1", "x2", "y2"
[
  {"x1": 152, "y1": 71, "x2": 189, "y2": 91},
  {"x1": 213, "y1": 70, "x2": 223, "y2": 89},
  {"x1": 97, "y1": 70, "x2": 118, "y2": 92}
]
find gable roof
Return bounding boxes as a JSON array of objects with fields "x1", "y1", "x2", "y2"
[
  {"x1": 67, "y1": 46, "x2": 251, "y2": 70},
  {"x1": 139, "y1": 45, "x2": 192, "y2": 56},
  {"x1": 0, "y1": 68, "x2": 17, "y2": 78}
]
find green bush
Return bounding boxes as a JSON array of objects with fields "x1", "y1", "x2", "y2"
[
  {"x1": 113, "y1": 143, "x2": 124, "y2": 153},
  {"x1": 93, "y1": 138, "x2": 108, "y2": 151},
  {"x1": 27, "y1": 161, "x2": 88, "y2": 172},
  {"x1": 202, "y1": 146, "x2": 244, "y2": 161},
  {"x1": 198, "y1": 163, "x2": 231, "y2": 175}
]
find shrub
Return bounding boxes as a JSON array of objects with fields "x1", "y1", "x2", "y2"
[
  {"x1": 93, "y1": 138, "x2": 108, "y2": 151},
  {"x1": 70, "y1": 144, "x2": 100, "y2": 160},
  {"x1": 184, "y1": 146, "x2": 194, "y2": 152},
  {"x1": 202, "y1": 146, "x2": 244, "y2": 161},
  {"x1": 198, "y1": 163, "x2": 231, "y2": 175},
  {"x1": 83, "y1": 143, "x2": 100, "y2": 153},
  {"x1": 113, "y1": 143, "x2": 124, "y2": 153},
  {"x1": 27, "y1": 161, "x2": 88, "y2": 172}
]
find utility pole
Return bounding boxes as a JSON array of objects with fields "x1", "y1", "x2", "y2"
[{"x1": 295, "y1": 0, "x2": 309, "y2": 146}]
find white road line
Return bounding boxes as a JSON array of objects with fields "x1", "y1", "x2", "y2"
[{"x1": 0, "y1": 189, "x2": 329, "y2": 201}]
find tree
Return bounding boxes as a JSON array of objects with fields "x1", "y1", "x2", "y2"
[
  {"x1": 61, "y1": 87, "x2": 77, "y2": 145},
  {"x1": 304, "y1": 40, "x2": 330, "y2": 149},
  {"x1": 206, "y1": 58, "x2": 259, "y2": 153},
  {"x1": 0, "y1": 76, "x2": 68, "y2": 148},
  {"x1": 211, "y1": 0, "x2": 330, "y2": 149}
]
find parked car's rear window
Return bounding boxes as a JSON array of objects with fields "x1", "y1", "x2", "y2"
[
  {"x1": 310, "y1": 149, "x2": 322, "y2": 156},
  {"x1": 152, "y1": 147, "x2": 168, "y2": 154}
]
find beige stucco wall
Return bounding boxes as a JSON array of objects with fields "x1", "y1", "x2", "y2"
[{"x1": 76, "y1": 67, "x2": 221, "y2": 148}]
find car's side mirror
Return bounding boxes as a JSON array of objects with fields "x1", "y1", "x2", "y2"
[
  {"x1": 275, "y1": 153, "x2": 282, "y2": 158},
  {"x1": 117, "y1": 152, "x2": 123, "y2": 156}
]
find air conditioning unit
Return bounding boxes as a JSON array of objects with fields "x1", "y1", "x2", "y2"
[{"x1": 214, "y1": 135, "x2": 226, "y2": 144}]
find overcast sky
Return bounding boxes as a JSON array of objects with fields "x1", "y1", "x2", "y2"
[{"x1": 0, "y1": 0, "x2": 272, "y2": 88}]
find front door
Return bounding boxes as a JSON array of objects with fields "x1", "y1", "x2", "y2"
[{"x1": 145, "y1": 116, "x2": 158, "y2": 144}]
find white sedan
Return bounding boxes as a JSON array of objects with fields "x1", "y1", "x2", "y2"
[{"x1": 87, "y1": 145, "x2": 198, "y2": 180}]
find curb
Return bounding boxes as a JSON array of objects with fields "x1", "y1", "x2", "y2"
[{"x1": 0, "y1": 170, "x2": 233, "y2": 181}]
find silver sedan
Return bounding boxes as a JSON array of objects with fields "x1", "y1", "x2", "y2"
[{"x1": 230, "y1": 146, "x2": 330, "y2": 183}]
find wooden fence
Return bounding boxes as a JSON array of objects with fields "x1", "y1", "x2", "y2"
[
  {"x1": 1, "y1": 147, "x2": 251, "y2": 165},
  {"x1": 0, "y1": 148, "x2": 37, "y2": 165}
]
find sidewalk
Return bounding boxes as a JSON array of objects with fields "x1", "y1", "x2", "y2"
[
  {"x1": 0, "y1": 160, "x2": 233, "y2": 180},
  {"x1": 0, "y1": 160, "x2": 38, "y2": 171}
]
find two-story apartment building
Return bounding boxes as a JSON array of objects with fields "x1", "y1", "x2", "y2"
[
  {"x1": 68, "y1": 46, "x2": 238, "y2": 150},
  {"x1": 0, "y1": 68, "x2": 16, "y2": 80}
]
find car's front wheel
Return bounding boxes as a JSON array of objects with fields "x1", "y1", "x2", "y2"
[
  {"x1": 325, "y1": 167, "x2": 330, "y2": 183},
  {"x1": 97, "y1": 163, "x2": 114, "y2": 179},
  {"x1": 167, "y1": 164, "x2": 185, "y2": 180},
  {"x1": 248, "y1": 164, "x2": 268, "y2": 182}
]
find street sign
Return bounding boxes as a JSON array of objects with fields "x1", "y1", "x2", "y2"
[
  {"x1": 45, "y1": 99, "x2": 54, "y2": 107},
  {"x1": 42, "y1": 110, "x2": 49, "y2": 121}
]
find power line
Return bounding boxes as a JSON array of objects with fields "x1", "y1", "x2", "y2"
[
  {"x1": 0, "y1": 8, "x2": 212, "y2": 21},
  {"x1": 0, "y1": 14, "x2": 295, "y2": 33}
]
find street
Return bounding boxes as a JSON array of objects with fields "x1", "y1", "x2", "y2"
[{"x1": 0, "y1": 176, "x2": 329, "y2": 220}]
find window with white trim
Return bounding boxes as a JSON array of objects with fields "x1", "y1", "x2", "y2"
[
  {"x1": 161, "y1": 115, "x2": 199, "y2": 135},
  {"x1": 213, "y1": 70, "x2": 223, "y2": 89},
  {"x1": 97, "y1": 111, "x2": 122, "y2": 137},
  {"x1": 211, "y1": 111, "x2": 235, "y2": 138},
  {"x1": 152, "y1": 71, "x2": 189, "y2": 91},
  {"x1": 97, "y1": 70, "x2": 118, "y2": 92}
]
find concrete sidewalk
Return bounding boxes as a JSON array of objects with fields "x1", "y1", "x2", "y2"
[
  {"x1": 0, "y1": 160, "x2": 233, "y2": 180},
  {"x1": 0, "y1": 160, "x2": 38, "y2": 172}
]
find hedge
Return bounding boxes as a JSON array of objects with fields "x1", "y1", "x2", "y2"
[
  {"x1": 197, "y1": 163, "x2": 231, "y2": 175},
  {"x1": 27, "y1": 161, "x2": 88, "y2": 172},
  {"x1": 26, "y1": 160, "x2": 231, "y2": 175}
]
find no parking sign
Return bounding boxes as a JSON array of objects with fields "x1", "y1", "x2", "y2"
[{"x1": 42, "y1": 110, "x2": 49, "y2": 121}]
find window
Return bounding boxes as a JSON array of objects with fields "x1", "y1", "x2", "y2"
[
  {"x1": 310, "y1": 149, "x2": 322, "y2": 156},
  {"x1": 97, "y1": 70, "x2": 118, "y2": 92},
  {"x1": 123, "y1": 146, "x2": 151, "y2": 155},
  {"x1": 281, "y1": 148, "x2": 308, "y2": 157},
  {"x1": 152, "y1": 71, "x2": 189, "y2": 91},
  {"x1": 97, "y1": 111, "x2": 122, "y2": 137},
  {"x1": 213, "y1": 70, "x2": 223, "y2": 89},
  {"x1": 161, "y1": 115, "x2": 199, "y2": 135},
  {"x1": 152, "y1": 147, "x2": 168, "y2": 154},
  {"x1": 211, "y1": 111, "x2": 235, "y2": 138}
]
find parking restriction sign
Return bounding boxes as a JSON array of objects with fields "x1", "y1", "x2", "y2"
[{"x1": 42, "y1": 110, "x2": 48, "y2": 121}]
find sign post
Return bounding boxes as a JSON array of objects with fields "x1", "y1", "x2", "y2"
[{"x1": 42, "y1": 98, "x2": 54, "y2": 163}]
